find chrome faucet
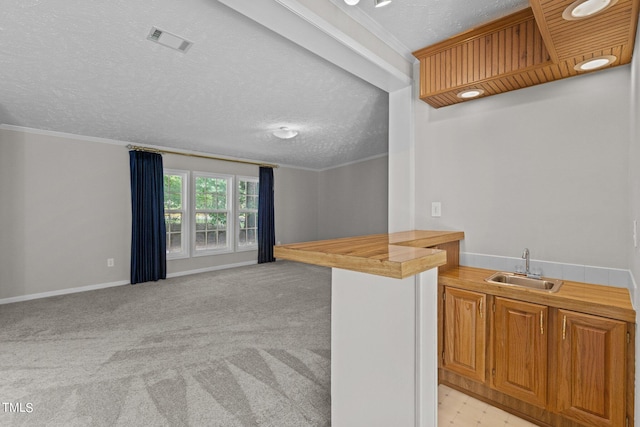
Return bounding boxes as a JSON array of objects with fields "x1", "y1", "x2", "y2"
[{"x1": 522, "y1": 248, "x2": 530, "y2": 276}]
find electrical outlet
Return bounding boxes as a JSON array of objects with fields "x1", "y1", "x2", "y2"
[
  {"x1": 431, "y1": 202, "x2": 442, "y2": 217},
  {"x1": 107, "y1": 258, "x2": 115, "y2": 267}
]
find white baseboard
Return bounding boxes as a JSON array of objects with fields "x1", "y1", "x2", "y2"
[
  {"x1": 0, "y1": 260, "x2": 259, "y2": 305},
  {"x1": 0, "y1": 280, "x2": 129, "y2": 305},
  {"x1": 166, "y1": 260, "x2": 257, "y2": 278},
  {"x1": 630, "y1": 271, "x2": 638, "y2": 312}
]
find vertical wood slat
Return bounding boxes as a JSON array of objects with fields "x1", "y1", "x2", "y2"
[
  {"x1": 467, "y1": 42, "x2": 474, "y2": 86},
  {"x1": 445, "y1": 49, "x2": 451, "y2": 89},
  {"x1": 473, "y1": 39, "x2": 480, "y2": 82},
  {"x1": 491, "y1": 32, "x2": 499, "y2": 78},
  {"x1": 419, "y1": 11, "x2": 550, "y2": 95},
  {"x1": 440, "y1": 51, "x2": 446, "y2": 92},
  {"x1": 431, "y1": 57, "x2": 438, "y2": 96},
  {"x1": 526, "y1": 20, "x2": 535, "y2": 68},
  {"x1": 504, "y1": 27, "x2": 512, "y2": 74}
]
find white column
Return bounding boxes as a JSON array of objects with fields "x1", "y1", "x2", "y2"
[
  {"x1": 416, "y1": 267, "x2": 439, "y2": 427},
  {"x1": 331, "y1": 267, "x2": 439, "y2": 427},
  {"x1": 388, "y1": 86, "x2": 415, "y2": 232}
]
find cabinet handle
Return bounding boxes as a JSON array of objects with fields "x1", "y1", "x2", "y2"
[
  {"x1": 540, "y1": 311, "x2": 544, "y2": 335},
  {"x1": 562, "y1": 315, "x2": 567, "y2": 340},
  {"x1": 479, "y1": 299, "x2": 483, "y2": 318}
]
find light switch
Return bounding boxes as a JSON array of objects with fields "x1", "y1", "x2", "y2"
[{"x1": 431, "y1": 202, "x2": 442, "y2": 217}]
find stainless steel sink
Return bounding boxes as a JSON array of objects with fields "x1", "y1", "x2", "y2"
[{"x1": 485, "y1": 272, "x2": 563, "y2": 293}]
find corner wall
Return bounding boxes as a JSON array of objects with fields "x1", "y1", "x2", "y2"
[
  {"x1": 317, "y1": 155, "x2": 388, "y2": 240},
  {"x1": 630, "y1": 21, "x2": 640, "y2": 301},
  {"x1": 0, "y1": 128, "x2": 131, "y2": 300},
  {"x1": 274, "y1": 166, "x2": 320, "y2": 244}
]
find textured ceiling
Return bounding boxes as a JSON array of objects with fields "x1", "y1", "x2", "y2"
[
  {"x1": 336, "y1": 0, "x2": 529, "y2": 55},
  {"x1": 1, "y1": 0, "x2": 527, "y2": 170}
]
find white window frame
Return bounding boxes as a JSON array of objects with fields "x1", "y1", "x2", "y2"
[
  {"x1": 236, "y1": 176, "x2": 259, "y2": 252},
  {"x1": 192, "y1": 172, "x2": 234, "y2": 256},
  {"x1": 163, "y1": 169, "x2": 190, "y2": 260}
]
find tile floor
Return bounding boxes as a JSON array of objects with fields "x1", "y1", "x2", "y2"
[{"x1": 438, "y1": 385, "x2": 538, "y2": 427}]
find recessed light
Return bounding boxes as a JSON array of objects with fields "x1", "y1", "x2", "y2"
[
  {"x1": 562, "y1": 0, "x2": 617, "y2": 20},
  {"x1": 344, "y1": 0, "x2": 360, "y2": 5},
  {"x1": 574, "y1": 55, "x2": 617, "y2": 71},
  {"x1": 375, "y1": 0, "x2": 392, "y2": 7},
  {"x1": 457, "y1": 89, "x2": 484, "y2": 99},
  {"x1": 272, "y1": 127, "x2": 298, "y2": 139}
]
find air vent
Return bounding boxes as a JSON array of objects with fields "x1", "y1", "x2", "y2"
[{"x1": 147, "y1": 27, "x2": 193, "y2": 53}]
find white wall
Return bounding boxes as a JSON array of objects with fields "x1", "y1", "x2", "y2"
[
  {"x1": 317, "y1": 155, "x2": 388, "y2": 240},
  {"x1": 0, "y1": 127, "x2": 389, "y2": 301},
  {"x1": 388, "y1": 87, "x2": 415, "y2": 232},
  {"x1": 629, "y1": 24, "x2": 640, "y2": 427},
  {"x1": 274, "y1": 166, "x2": 320, "y2": 244},
  {"x1": 0, "y1": 128, "x2": 131, "y2": 300},
  {"x1": 414, "y1": 66, "x2": 631, "y2": 270},
  {"x1": 630, "y1": 25, "x2": 640, "y2": 299}
]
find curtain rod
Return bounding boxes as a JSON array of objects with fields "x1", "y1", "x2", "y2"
[{"x1": 126, "y1": 145, "x2": 278, "y2": 168}]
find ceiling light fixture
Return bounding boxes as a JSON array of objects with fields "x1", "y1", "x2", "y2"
[
  {"x1": 272, "y1": 127, "x2": 298, "y2": 139},
  {"x1": 375, "y1": 0, "x2": 392, "y2": 7},
  {"x1": 573, "y1": 55, "x2": 617, "y2": 71},
  {"x1": 147, "y1": 27, "x2": 193, "y2": 53},
  {"x1": 343, "y1": 0, "x2": 391, "y2": 6},
  {"x1": 457, "y1": 89, "x2": 484, "y2": 99},
  {"x1": 562, "y1": 0, "x2": 617, "y2": 20}
]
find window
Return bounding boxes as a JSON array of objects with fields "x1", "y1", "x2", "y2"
[
  {"x1": 237, "y1": 177, "x2": 259, "y2": 250},
  {"x1": 163, "y1": 169, "x2": 259, "y2": 259},
  {"x1": 163, "y1": 170, "x2": 189, "y2": 259},
  {"x1": 194, "y1": 173, "x2": 233, "y2": 255}
]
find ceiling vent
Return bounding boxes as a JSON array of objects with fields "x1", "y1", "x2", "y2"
[{"x1": 147, "y1": 27, "x2": 193, "y2": 53}]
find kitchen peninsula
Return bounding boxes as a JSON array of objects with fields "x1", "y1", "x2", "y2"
[{"x1": 274, "y1": 230, "x2": 464, "y2": 427}]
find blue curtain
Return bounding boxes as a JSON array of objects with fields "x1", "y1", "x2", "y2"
[
  {"x1": 258, "y1": 166, "x2": 275, "y2": 263},
  {"x1": 129, "y1": 151, "x2": 166, "y2": 284}
]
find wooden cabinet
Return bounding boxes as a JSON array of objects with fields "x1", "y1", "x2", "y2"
[
  {"x1": 443, "y1": 287, "x2": 486, "y2": 382},
  {"x1": 553, "y1": 310, "x2": 627, "y2": 427},
  {"x1": 492, "y1": 297, "x2": 548, "y2": 408},
  {"x1": 439, "y1": 279, "x2": 632, "y2": 426}
]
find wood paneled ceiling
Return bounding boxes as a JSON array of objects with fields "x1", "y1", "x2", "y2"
[{"x1": 413, "y1": 0, "x2": 640, "y2": 108}]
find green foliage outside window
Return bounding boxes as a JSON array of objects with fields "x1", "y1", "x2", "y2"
[
  {"x1": 195, "y1": 177, "x2": 227, "y2": 210},
  {"x1": 164, "y1": 175, "x2": 183, "y2": 210}
]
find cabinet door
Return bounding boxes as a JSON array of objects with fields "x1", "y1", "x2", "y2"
[
  {"x1": 443, "y1": 287, "x2": 486, "y2": 382},
  {"x1": 492, "y1": 297, "x2": 547, "y2": 408},
  {"x1": 555, "y1": 309, "x2": 626, "y2": 427}
]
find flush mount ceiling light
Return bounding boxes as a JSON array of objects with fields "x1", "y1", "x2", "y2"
[
  {"x1": 573, "y1": 55, "x2": 617, "y2": 71},
  {"x1": 343, "y1": 0, "x2": 392, "y2": 6},
  {"x1": 457, "y1": 89, "x2": 485, "y2": 99},
  {"x1": 147, "y1": 27, "x2": 193, "y2": 53},
  {"x1": 272, "y1": 127, "x2": 298, "y2": 139},
  {"x1": 562, "y1": 0, "x2": 618, "y2": 20}
]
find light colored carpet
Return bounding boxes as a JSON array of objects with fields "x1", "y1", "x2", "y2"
[{"x1": 0, "y1": 261, "x2": 331, "y2": 426}]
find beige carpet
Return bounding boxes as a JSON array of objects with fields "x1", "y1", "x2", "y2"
[{"x1": 0, "y1": 261, "x2": 331, "y2": 426}]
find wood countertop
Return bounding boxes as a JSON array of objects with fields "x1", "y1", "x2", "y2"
[
  {"x1": 273, "y1": 230, "x2": 464, "y2": 279},
  {"x1": 440, "y1": 266, "x2": 635, "y2": 322}
]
